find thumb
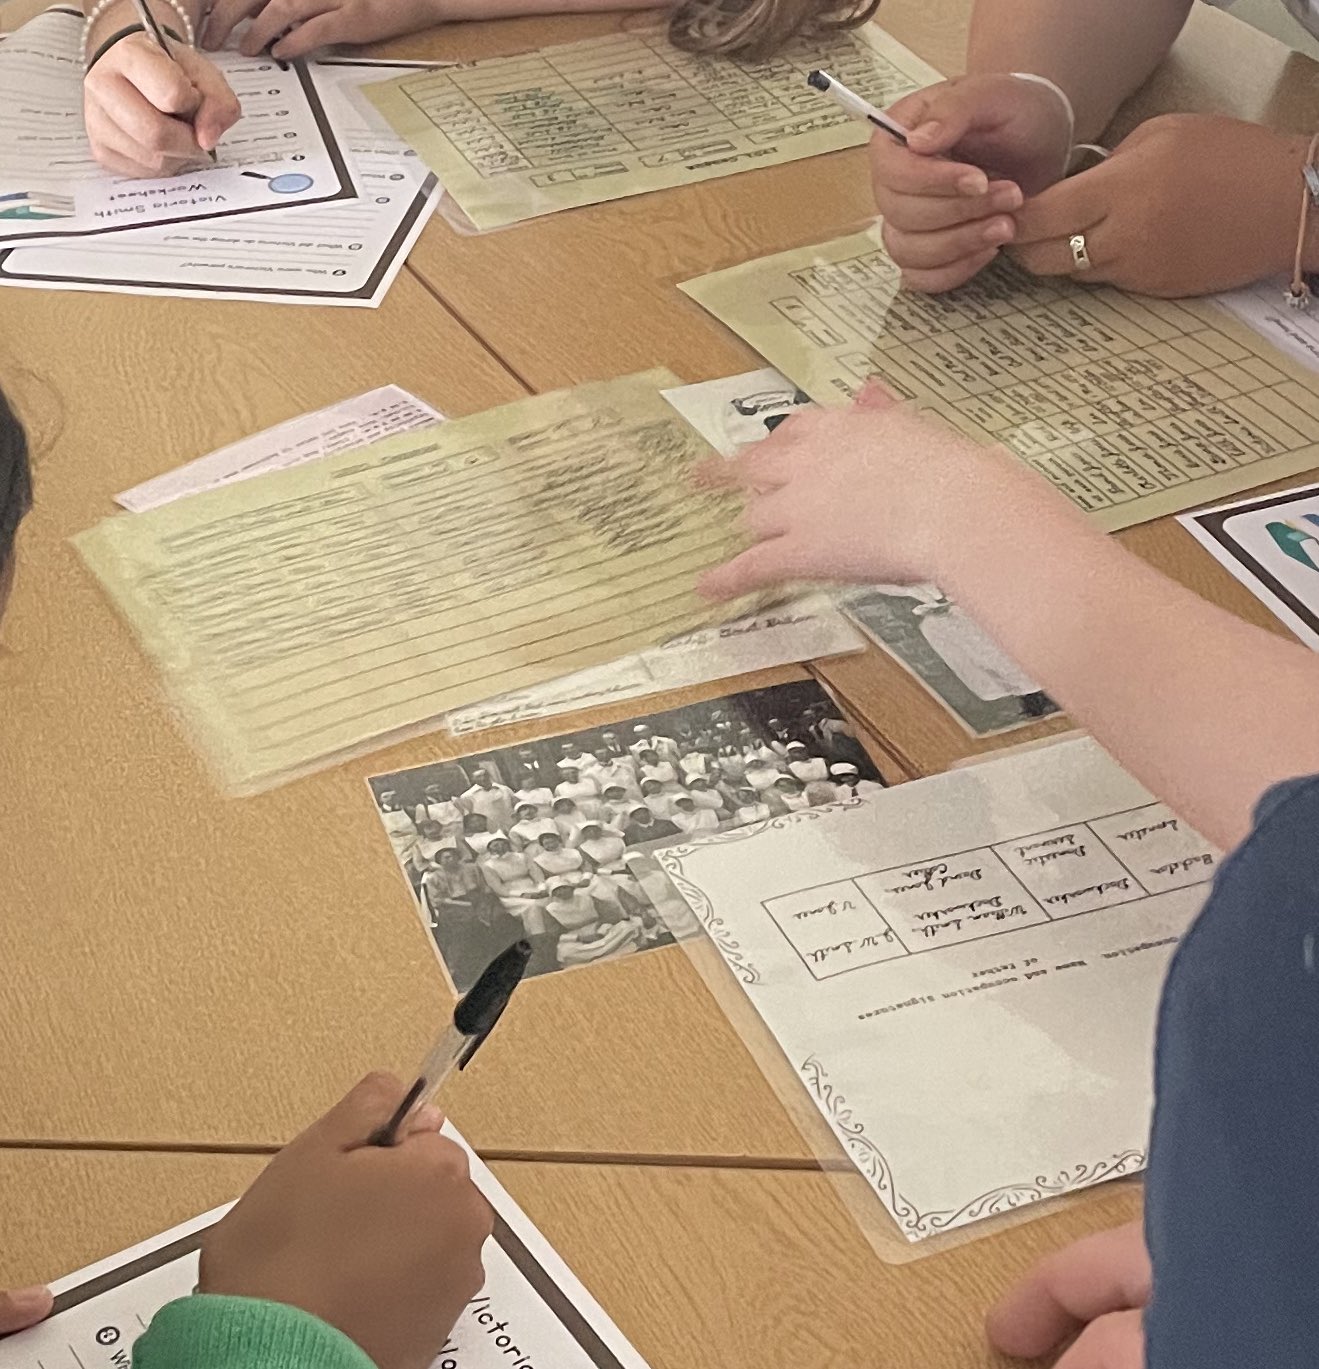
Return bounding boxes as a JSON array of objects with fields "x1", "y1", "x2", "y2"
[
  {"x1": 0, "y1": 1286, "x2": 54, "y2": 1333},
  {"x1": 905, "y1": 82, "x2": 993, "y2": 155},
  {"x1": 308, "y1": 1071, "x2": 411, "y2": 1150}
]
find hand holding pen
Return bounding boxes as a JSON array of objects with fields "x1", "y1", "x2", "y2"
[
  {"x1": 81, "y1": 0, "x2": 240, "y2": 178},
  {"x1": 811, "y1": 69, "x2": 1074, "y2": 295}
]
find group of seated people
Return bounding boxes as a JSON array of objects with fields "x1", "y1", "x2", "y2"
[{"x1": 375, "y1": 704, "x2": 883, "y2": 984}]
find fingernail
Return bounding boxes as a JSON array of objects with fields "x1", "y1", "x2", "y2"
[
  {"x1": 411, "y1": 1103, "x2": 443, "y2": 1131},
  {"x1": 6, "y1": 1287, "x2": 51, "y2": 1313},
  {"x1": 983, "y1": 217, "x2": 1014, "y2": 245},
  {"x1": 911, "y1": 120, "x2": 941, "y2": 144},
  {"x1": 958, "y1": 170, "x2": 989, "y2": 196},
  {"x1": 993, "y1": 184, "x2": 1023, "y2": 211}
]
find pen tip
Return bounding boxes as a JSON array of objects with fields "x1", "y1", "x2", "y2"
[{"x1": 806, "y1": 70, "x2": 829, "y2": 91}]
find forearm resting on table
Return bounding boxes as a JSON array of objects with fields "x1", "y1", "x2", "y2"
[
  {"x1": 939, "y1": 488, "x2": 1319, "y2": 851},
  {"x1": 966, "y1": 0, "x2": 1194, "y2": 141}
]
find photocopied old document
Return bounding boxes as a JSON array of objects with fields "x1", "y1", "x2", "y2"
[
  {"x1": 681, "y1": 227, "x2": 1319, "y2": 531},
  {"x1": 75, "y1": 371, "x2": 761, "y2": 792},
  {"x1": 0, "y1": 6, "x2": 352, "y2": 245},
  {"x1": 0, "y1": 59, "x2": 437, "y2": 305},
  {"x1": 363, "y1": 26, "x2": 940, "y2": 229},
  {"x1": 0, "y1": 1128, "x2": 651, "y2": 1369},
  {"x1": 657, "y1": 736, "x2": 1219, "y2": 1239}
]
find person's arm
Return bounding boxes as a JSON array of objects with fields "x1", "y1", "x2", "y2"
[
  {"x1": 700, "y1": 389, "x2": 1319, "y2": 852},
  {"x1": 966, "y1": 0, "x2": 1194, "y2": 141}
]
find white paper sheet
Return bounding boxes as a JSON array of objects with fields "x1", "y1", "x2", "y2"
[
  {"x1": 657, "y1": 736, "x2": 1219, "y2": 1239},
  {"x1": 1215, "y1": 278, "x2": 1319, "y2": 374},
  {"x1": 1179, "y1": 479, "x2": 1319, "y2": 650},
  {"x1": 0, "y1": 1126, "x2": 650, "y2": 1369},
  {"x1": 0, "y1": 59, "x2": 440, "y2": 305},
  {"x1": 116, "y1": 385, "x2": 444, "y2": 510},
  {"x1": 0, "y1": 7, "x2": 351, "y2": 245}
]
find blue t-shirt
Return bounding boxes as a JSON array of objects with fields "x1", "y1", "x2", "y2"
[{"x1": 1145, "y1": 776, "x2": 1319, "y2": 1366}]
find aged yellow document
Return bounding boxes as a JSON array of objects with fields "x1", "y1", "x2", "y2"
[
  {"x1": 364, "y1": 26, "x2": 940, "y2": 230},
  {"x1": 681, "y1": 227, "x2": 1319, "y2": 531},
  {"x1": 76, "y1": 371, "x2": 753, "y2": 792}
]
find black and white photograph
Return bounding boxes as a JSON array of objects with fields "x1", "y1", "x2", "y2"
[
  {"x1": 368, "y1": 680, "x2": 888, "y2": 991},
  {"x1": 842, "y1": 586, "x2": 1060, "y2": 737}
]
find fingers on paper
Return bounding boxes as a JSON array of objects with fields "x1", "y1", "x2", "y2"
[
  {"x1": 699, "y1": 539, "x2": 797, "y2": 601},
  {"x1": 270, "y1": 9, "x2": 351, "y2": 58},
  {"x1": 85, "y1": 84, "x2": 207, "y2": 176},
  {"x1": 986, "y1": 1221, "x2": 1151, "y2": 1359},
  {"x1": 0, "y1": 1287, "x2": 54, "y2": 1334},
  {"x1": 882, "y1": 213, "x2": 1015, "y2": 271},
  {"x1": 239, "y1": 0, "x2": 336, "y2": 57}
]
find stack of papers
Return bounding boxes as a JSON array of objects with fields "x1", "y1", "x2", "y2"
[{"x1": 0, "y1": 9, "x2": 441, "y2": 305}]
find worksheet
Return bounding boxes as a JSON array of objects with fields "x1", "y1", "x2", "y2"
[
  {"x1": 75, "y1": 371, "x2": 762, "y2": 792},
  {"x1": 0, "y1": 6, "x2": 352, "y2": 244},
  {"x1": 364, "y1": 25, "x2": 939, "y2": 229},
  {"x1": 1215, "y1": 278, "x2": 1319, "y2": 375},
  {"x1": 0, "y1": 1129, "x2": 650, "y2": 1369},
  {"x1": 1180, "y1": 480, "x2": 1319, "y2": 649},
  {"x1": 659, "y1": 367, "x2": 814, "y2": 454},
  {"x1": 657, "y1": 736, "x2": 1218, "y2": 1239},
  {"x1": 681, "y1": 227, "x2": 1319, "y2": 531},
  {"x1": 444, "y1": 593, "x2": 862, "y2": 733},
  {"x1": 0, "y1": 59, "x2": 436, "y2": 304},
  {"x1": 117, "y1": 385, "x2": 444, "y2": 511}
]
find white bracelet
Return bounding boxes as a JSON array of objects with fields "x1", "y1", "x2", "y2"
[
  {"x1": 80, "y1": 0, "x2": 195, "y2": 67},
  {"x1": 1010, "y1": 71, "x2": 1111, "y2": 174}
]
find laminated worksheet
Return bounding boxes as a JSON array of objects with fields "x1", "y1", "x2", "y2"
[
  {"x1": 364, "y1": 26, "x2": 939, "y2": 229},
  {"x1": 657, "y1": 736, "x2": 1219, "y2": 1239},
  {"x1": 0, "y1": 6, "x2": 351, "y2": 244},
  {"x1": 75, "y1": 371, "x2": 760, "y2": 792},
  {"x1": 681, "y1": 227, "x2": 1319, "y2": 531},
  {"x1": 0, "y1": 1128, "x2": 650, "y2": 1369},
  {"x1": 0, "y1": 59, "x2": 437, "y2": 304}
]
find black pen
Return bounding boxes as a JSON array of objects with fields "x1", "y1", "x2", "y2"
[{"x1": 369, "y1": 939, "x2": 532, "y2": 1147}]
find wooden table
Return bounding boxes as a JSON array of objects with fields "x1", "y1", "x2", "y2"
[{"x1": 0, "y1": 1146, "x2": 1141, "y2": 1367}]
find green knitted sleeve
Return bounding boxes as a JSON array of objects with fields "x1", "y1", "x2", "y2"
[{"x1": 132, "y1": 1296, "x2": 376, "y2": 1369}]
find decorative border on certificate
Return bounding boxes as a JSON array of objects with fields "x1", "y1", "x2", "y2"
[{"x1": 798, "y1": 1053, "x2": 1145, "y2": 1240}]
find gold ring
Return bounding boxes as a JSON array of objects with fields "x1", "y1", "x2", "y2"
[{"x1": 1069, "y1": 233, "x2": 1092, "y2": 271}]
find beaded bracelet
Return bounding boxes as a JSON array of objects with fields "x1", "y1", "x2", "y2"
[{"x1": 80, "y1": 0, "x2": 194, "y2": 67}]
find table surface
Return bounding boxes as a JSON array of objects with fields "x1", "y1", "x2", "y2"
[
  {"x1": 0, "y1": 1146, "x2": 1141, "y2": 1368},
  {"x1": 0, "y1": 0, "x2": 1310, "y2": 1358}
]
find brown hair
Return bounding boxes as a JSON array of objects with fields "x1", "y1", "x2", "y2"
[{"x1": 667, "y1": 0, "x2": 879, "y2": 61}]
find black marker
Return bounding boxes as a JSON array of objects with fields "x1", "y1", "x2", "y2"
[{"x1": 369, "y1": 939, "x2": 532, "y2": 1147}]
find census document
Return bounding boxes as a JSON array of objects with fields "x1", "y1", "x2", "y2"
[
  {"x1": 682, "y1": 227, "x2": 1319, "y2": 531},
  {"x1": 658, "y1": 737, "x2": 1220, "y2": 1238},
  {"x1": 75, "y1": 371, "x2": 759, "y2": 792},
  {"x1": 364, "y1": 25, "x2": 939, "y2": 229}
]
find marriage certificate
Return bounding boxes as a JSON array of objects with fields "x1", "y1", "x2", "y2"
[{"x1": 656, "y1": 737, "x2": 1219, "y2": 1239}]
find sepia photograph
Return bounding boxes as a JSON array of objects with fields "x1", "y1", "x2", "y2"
[{"x1": 369, "y1": 679, "x2": 887, "y2": 990}]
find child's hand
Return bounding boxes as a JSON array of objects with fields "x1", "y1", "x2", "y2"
[
  {"x1": 202, "y1": 0, "x2": 442, "y2": 60},
  {"x1": 697, "y1": 385, "x2": 1066, "y2": 600},
  {"x1": 869, "y1": 74, "x2": 1072, "y2": 293},
  {"x1": 200, "y1": 1073, "x2": 492, "y2": 1369},
  {"x1": 83, "y1": 33, "x2": 239, "y2": 177},
  {"x1": 986, "y1": 1220, "x2": 1150, "y2": 1366},
  {"x1": 0, "y1": 1286, "x2": 53, "y2": 1333}
]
